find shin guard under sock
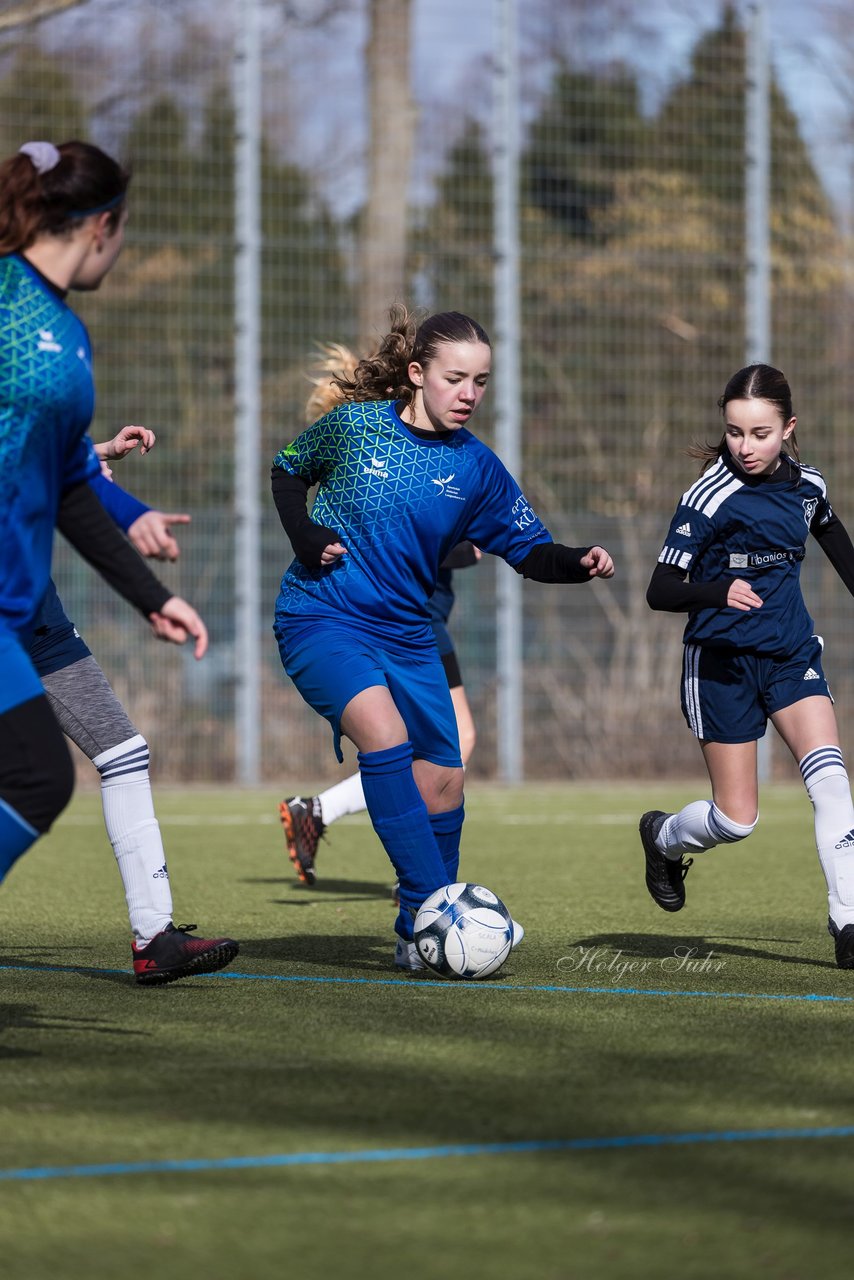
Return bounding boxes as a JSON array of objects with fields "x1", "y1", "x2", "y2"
[
  {"x1": 429, "y1": 804, "x2": 464, "y2": 882},
  {"x1": 357, "y1": 741, "x2": 449, "y2": 936},
  {"x1": 800, "y1": 746, "x2": 854, "y2": 929}
]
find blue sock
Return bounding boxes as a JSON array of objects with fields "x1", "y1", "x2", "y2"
[
  {"x1": 429, "y1": 804, "x2": 464, "y2": 882},
  {"x1": 358, "y1": 741, "x2": 449, "y2": 939},
  {"x1": 0, "y1": 798, "x2": 39, "y2": 883}
]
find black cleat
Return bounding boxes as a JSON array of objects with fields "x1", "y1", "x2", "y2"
[
  {"x1": 132, "y1": 923, "x2": 239, "y2": 986},
  {"x1": 640, "y1": 810, "x2": 692, "y2": 912},
  {"x1": 279, "y1": 795, "x2": 325, "y2": 886},
  {"x1": 828, "y1": 917, "x2": 854, "y2": 970}
]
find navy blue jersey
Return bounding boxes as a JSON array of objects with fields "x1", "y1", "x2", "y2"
[
  {"x1": 272, "y1": 399, "x2": 551, "y2": 651},
  {"x1": 0, "y1": 254, "x2": 100, "y2": 637},
  {"x1": 658, "y1": 451, "x2": 832, "y2": 655}
]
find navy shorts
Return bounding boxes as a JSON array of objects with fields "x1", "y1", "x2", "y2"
[
  {"x1": 681, "y1": 635, "x2": 832, "y2": 744},
  {"x1": 27, "y1": 581, "x2": 90, "y2": 678},
  {"x1": 275, "y1": 620, "x2": 463, "y2": 767}
]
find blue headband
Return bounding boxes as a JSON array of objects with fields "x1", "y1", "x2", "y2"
[{"x1": 68, "y1": 191, "x2": 126, "y2": 220}]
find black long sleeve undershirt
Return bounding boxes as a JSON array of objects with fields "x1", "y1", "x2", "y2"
[
  {"x1": 514, "y1": 542, "x2": 594, "y2": 583},
  {"x1": 646, "y1": 563, "x2": 730, "y2": 612},
  {"x1": 646, "y1": 509, "x2": 854, "y2": 614},
  {"x1": 56, "y1": 481, "x2": 172, "y2": 617},
  {"x1": 271, "y1": 469, "x2": 339, "y2": 569},
  {"x1": 811, "y1": 511, "x2": 854, "y2": 598}
]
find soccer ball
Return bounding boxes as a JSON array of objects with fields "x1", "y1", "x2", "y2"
[{"x1": 413, "y1": 883, "x2": 513, "y2": 980}]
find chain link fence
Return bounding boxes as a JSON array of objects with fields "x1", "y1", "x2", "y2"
[{"x1": 4, "y1": 0, "x2": 852, "y2": 784}]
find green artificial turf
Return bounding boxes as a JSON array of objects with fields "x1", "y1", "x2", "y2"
[{"x1": 1, "y1": 783, "x2": 852, "y2": 1279}]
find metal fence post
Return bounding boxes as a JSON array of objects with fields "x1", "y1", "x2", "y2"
[
  {"x1": 493, "y1": 0, "x2": 523, "y2": 783},
  {"x1": 233, "y1": 0, "x2": 262, "y2": 783},
  {"x1": 745, "y1": 0, "x2": 772, "y2": 782}
]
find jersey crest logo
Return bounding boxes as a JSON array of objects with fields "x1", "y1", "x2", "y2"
[
  {"x1": 676, "y1": 522, "x2": 691, "y2": 536},
  {"x1": 803, "y1": 497, "x2": 818, "y2": 527},
  {"x1": 432, "y1": 473, "x2": 465, "y2": 501}
]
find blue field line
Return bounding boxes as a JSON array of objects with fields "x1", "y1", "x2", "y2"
[
  {"x1": 1, "y1": 961, "x2": 853, "y2": 1003},
  {"x1": 3, "y1": 1125, "x2": 854, "y2": 1183}
]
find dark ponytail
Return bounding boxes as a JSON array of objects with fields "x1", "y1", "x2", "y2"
[{"x1": 0, "y1": 140, "x2": 129, "y2": 255}]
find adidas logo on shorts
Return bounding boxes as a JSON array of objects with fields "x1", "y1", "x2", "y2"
[{"x1": 803, "y1": 668, "x2": 820, "y2": 680}]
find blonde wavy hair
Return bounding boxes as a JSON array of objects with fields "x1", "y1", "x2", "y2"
[{"x1": 304, "y1": 342, "x2": 361, "y2": 423}]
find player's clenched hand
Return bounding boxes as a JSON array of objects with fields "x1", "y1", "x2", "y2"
[
  {"x1": 727, "y1": 578, "x2": 763, "y2": 612},
  {"x1": 320, "y1": 541, "x2": 348, "y2": 566},
  {"x1": 148, "y1": 596, "x2": 208, "y2": 659},
  {"x1": 581, "y1": 546, "x2": 615, "y2": 578},
  {"x1": 129, "y1": 511, "x2": 191, "y2": 561},
  {"x1": 97, "y1": 424, "x2": 157, "y2": 460}
]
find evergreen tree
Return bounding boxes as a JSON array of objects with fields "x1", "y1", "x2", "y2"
[
  {"x1": 420, "y1": 119, "x2": 495, "y2": 331},
  {"x1": 523, "y1": 62, "x2": 647, "y2": 241},
  {"x1": 0, "y1": 48, "x2": 86, "y2": 157}
]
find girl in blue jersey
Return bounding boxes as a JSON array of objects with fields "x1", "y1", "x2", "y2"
[
  {"x1": 272, "y1": 307, "x2": 615, "y2": 968},
  {"x1": 27, "y1": 423, "x2": 238, "y2": 984},
  {"x1": 0, "y1": 140, "x2": 209, "y2": 894},
  {"x1": 641, "y1": 363, "x2": 854, "y2": 970}
]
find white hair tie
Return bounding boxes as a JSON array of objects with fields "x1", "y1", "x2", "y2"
[{"x1": 19, "y1": 141, "x2": 61, "y2": 174}]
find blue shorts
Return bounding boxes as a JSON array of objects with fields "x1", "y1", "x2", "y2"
[
  {"x1": 0, "y1": 629, "x2": 46, "y2": 716},
  {"x1": 275, "y1": 620, "x2": 463, "y2": 767},
  {"x1": 681, "y1": 635, "x2": 832, "y2": 744}
]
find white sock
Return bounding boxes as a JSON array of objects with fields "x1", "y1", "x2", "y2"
[
  {"x1": 799, "y1": 747, "x2": 854, "y2": 929},
  {"x1": 659, "y1": 800, "x2": 757, "y2": 858},
  {"x1": 317, "y1": 771, "x2": 367, "y2": 826},
  {"x1": 93, "y1": 734, "x2": 173, "y2": 946}
]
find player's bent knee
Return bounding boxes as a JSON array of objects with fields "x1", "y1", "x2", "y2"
[
  {"x1": 415, "y1": 762, "x2": 464, "y2": 812},
  {"x1": 709, "y1": 803, "x2": 758, "y2": 844}
]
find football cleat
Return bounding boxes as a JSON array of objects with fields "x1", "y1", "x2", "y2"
[
  {"x1": 394, "y1": 938, "x2": 425, "y2": 971},
  {"x1": 132, "y1": 923, "x2": 239, "y2": 986},
  {"x1": 640, "y1": 810, "x2": 692, "y2": 912},
  {"x1": 279, "y1": 795, "x2": 325, "y2": 885},
  {"x1": 828, "y1": 917, "x2": 854, "y2": 970}
]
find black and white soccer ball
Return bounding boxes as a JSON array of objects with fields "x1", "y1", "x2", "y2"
[{"x1": 413, "y1": 882, "x2": 513, "y2": 980}]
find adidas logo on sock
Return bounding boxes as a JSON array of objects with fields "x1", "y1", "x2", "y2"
[
  {"x1": 803, "y1": 668, "x2": 820, "y2": 680},
  {"x1": 835, "y1": 830, "x2": 854, "y2": 849},
  {"x1": 153, "y1": 864, "x2": 169, "y2": 879},
  {"x1": 676, "y1": 522, "x2": 691, "y2": 536}
]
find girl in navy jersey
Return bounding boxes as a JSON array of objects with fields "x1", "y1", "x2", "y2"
[
  {"x1": 641, "y1": 363, "x2": 854, "y2": 970},
  {"x1": 272, "y1": 306, "x2": 615, "y2": 969}
]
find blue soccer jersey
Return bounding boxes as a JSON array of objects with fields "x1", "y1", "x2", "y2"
[
  {"x1": 0, "y1": 254, "x2": 100, "y2": 637},
  {"x1": 272, "y1": 399, "x2": 552, "y2": 650},
  {"x1": 658, "y1": 451, "x2": 832, "y2": 655}
]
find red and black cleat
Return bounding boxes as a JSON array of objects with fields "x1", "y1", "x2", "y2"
[
  {"x1": 278, "y1": 795, "x2": 325, "y2": 885},
  {"x1": 132, "y1": 923, "x2": 239, "y2": 986}
]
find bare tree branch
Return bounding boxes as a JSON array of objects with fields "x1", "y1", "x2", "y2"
[{"x1": 0, "y1": 0, "x2": 88, "y2": 32}]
